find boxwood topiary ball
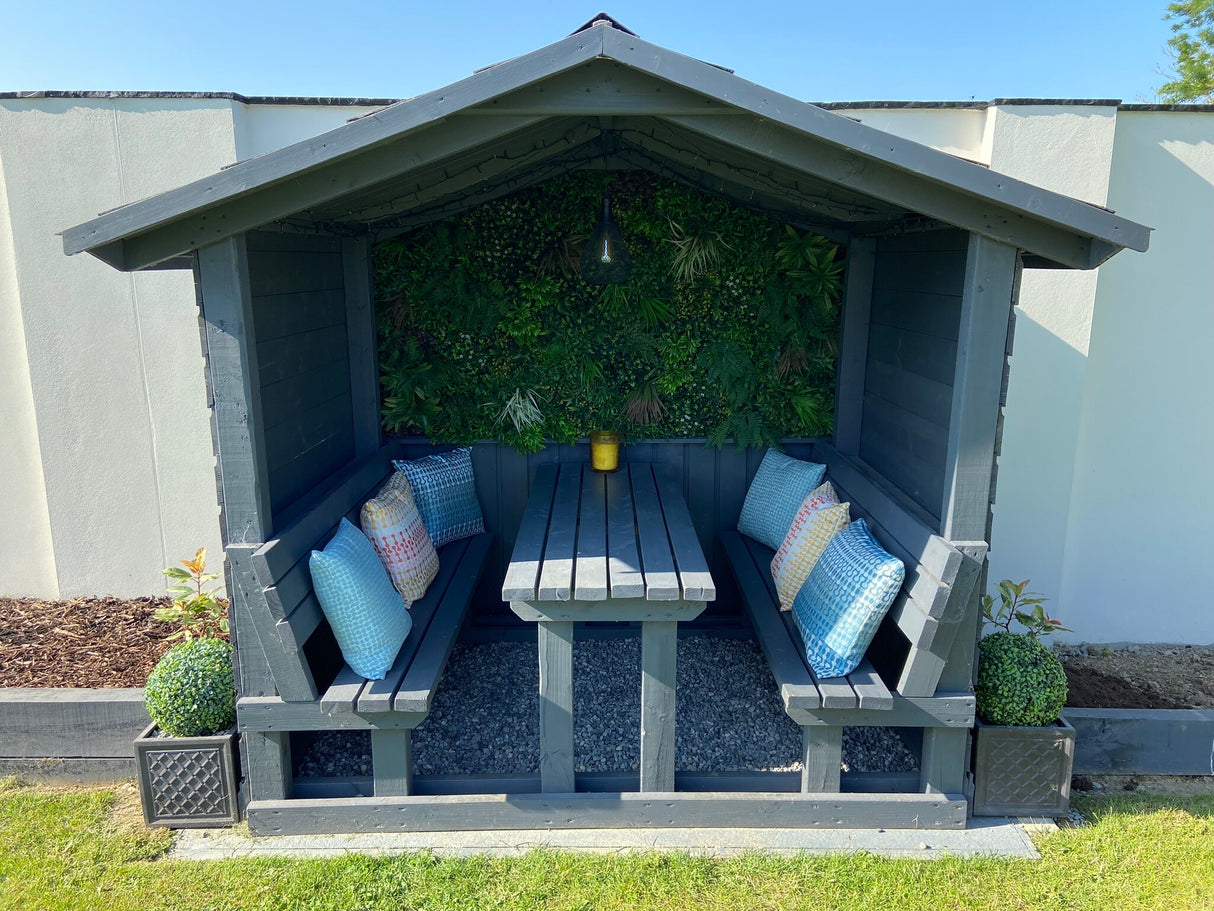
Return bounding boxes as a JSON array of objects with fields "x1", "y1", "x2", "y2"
[
  {"x1": 144, "y1": 638, "x2": 236, "y2": 737},
  {"x1": 975, "y1": 631, "x2": 1068, "y2": 726}
]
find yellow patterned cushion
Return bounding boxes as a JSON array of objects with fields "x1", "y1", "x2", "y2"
[
  {"x1": 360, "y1": 471, "x2": 439, "y2": 604},
  {"x1": 771, "y1": 486, "x2": 850, "y2": 610}
]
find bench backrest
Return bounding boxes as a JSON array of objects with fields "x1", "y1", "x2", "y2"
[
  {"x1": 237, "y1": 452, "x2": 396, "y2": 702},
  {"x1": 812, "y1": 443, "x2": 986, "y2": 697}
]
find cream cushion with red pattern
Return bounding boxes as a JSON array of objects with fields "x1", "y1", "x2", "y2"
[
  {"x1": 770, "y1": 482, "x2": 850, "y2": 610},
  {"x1": 360, "y1": 471, "x2": 439, "y2": 604}
]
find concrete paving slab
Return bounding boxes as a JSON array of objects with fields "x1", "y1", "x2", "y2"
[{"x1": 171, "y1": 817, "x2": 1042, "y2": 860}]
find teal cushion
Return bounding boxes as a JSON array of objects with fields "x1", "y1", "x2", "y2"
[
  {"x1": 392, "y1": 447, "x2": 485, "y2": 547},
  {"x1": 791, "y1": 519, "x2": 904, "y2": 678},
  {"x1": 737, "y1": 450, "x2": 827, "y2": 549},
  {"x1": 309, "y1": 518, "x2": 412, "y2": 680}
]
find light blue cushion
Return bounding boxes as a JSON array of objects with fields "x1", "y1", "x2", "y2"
[
  {"x1": 309, "y1": 518, "x2": 412, "y2": 680},
  {"x1": 737, "y1": 450, "x2": 827, "y2": 549},
  {"x1": 791, "y1": 519, "x2": 905, "y2": 678},
  {"x1": 392, "y1": 447, "x2": 485, "y2": 547}
]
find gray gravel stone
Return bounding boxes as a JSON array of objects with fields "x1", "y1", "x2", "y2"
[{"x1": 295, "y1": 636, "x2": 918, "y2": 778}]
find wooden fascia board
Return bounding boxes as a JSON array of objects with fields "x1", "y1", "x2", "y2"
[
  {"x1": 599, "y1": 27, "x2": 1151, "y2": 263},
  {"x1": 62, "y1": 28, "x2": 607, "y2": 267},
  {"x1": 663, "y1": 114, "x2": 1102, "y2": 270},
  {"x1": 92, "y1": 114, "x2": 549, "y2": 271}
]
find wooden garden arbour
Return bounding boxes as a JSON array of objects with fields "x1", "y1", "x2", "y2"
[{"x1": 64, "y1": 15, "x2": 1149, "y2": 833}]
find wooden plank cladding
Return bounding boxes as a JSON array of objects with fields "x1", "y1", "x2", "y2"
[
  {"x1": 860, "y1": 231, "x2": 968, "y2": 518},
  {"x1": 247, "y1": 230, "x2": 355, "y2": 517}
]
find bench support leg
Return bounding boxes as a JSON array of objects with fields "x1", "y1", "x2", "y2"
[
  {"x1": 921, "y1": 727, "x2": 968, "y2": 794},
  {"x1": 243, "y1": 730, "x2": 292, "y2": 801},
  {"x1": 802, "y1": 726, "x2": 843, "y2": 792},
  {"x1": 640, "y1": 620, "x2": 677, "y2": 793},
  {"x1": 371, "y1": 730, "x2": 414, "y2": 797},
  {"x1": 538, "y1": 620, "x2": 575, "y2": 793}
]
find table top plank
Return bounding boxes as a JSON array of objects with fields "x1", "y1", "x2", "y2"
[
  {"x1": 501, "y1": 463, "x2": 559, "y2": 602},
  {"x1": 537, "y1": 463, "x2": 582, "y2": 601},
  {"x1": 574, "y1": 468, "x2": 608, "y2": 601},
  {"x1": 629, "y1": 464, "x2": 681, "y2": 600},
  {"x1": 653, "y1": 467, "x2": 716, "y2": 601},
  {"x1": 605, "y1": 469, "x2": 645, "y2": 598}
]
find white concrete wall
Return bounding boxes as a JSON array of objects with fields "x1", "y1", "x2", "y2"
[
  {"x1": 1058, "y1": 111, "x2": 1214, "y2": 644},
  {"x1": 3, "y1": 96, "x2": 1211, "y2": 644}
]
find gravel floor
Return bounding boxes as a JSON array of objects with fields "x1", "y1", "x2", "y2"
[{"x1": 296, "y1": 636, "x2": 918, "y2": 778}]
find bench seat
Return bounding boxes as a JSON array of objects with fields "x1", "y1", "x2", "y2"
[
  {"x1": 228, "y1": 450, "x2": 492, "y2": 798},
  {"x1": 719, "y1": 446, "x2": 984, "y2": 796}
]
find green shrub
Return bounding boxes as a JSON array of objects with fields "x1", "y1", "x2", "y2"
[
  {"x1": 975, "y1": 631, "x2": 1068, "y2": 726},
  {"x1": 144, "y1": 639, "x2": 236, "y2": 737}
]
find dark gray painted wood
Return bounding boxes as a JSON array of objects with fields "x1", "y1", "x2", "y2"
[
  {"x1": 238, "y1": 697, "x2": 427, "y2": 731},
  {"x1": 290, "y1": 769, "x2": 929, "y2": 799},
  {"x1": 606, "y1": 468, "x2": 645, "y2": 598},
  {"x1": 229, "y1": 544, "x2": 319, "y2": 702},
  {"x1": 537, "y1": 465, "x2": 581, "y2": 601},
  {"x1": 630, "y1": 465, "x2": 680, "y2": 600},
  {"x1": 920, "y1": 728, "x2": 968, "y2": 795},
  {"x1": 654, "y1": 467, "x2": 716, "y2": 600},
  {"x1": 197, "y1": 236, "x2": 273, "y2": 543},
  {"x1": 639, "y1": 620, "x2": 678, "y2": 792},
  {"x1": 66, "y1": 25, "x2": 1148, "y2": 273},
  {"x1": 834, "y1": 237, "x2": 874, "y2": 456},
  {"x1": 574, "y1": 469, "x2": 608, "y2": 601},
  {"x1": 371, "y1": 730, "x2": 414, "y2": 796},
  {"x1": 501, "y1": 463, "x2": 559, "y2": 601},
  {"x1": 802, "y1": 726, "x2": 842, "y2": 792},
  {"x1": 660, "y1": 112, "x2": 1121, "y2": 269},
  {"x1": 0, "y1": 689, "x2": 148, "y2": 758},
  {"x1": 342, "y1": 236, "x2": 381, "y2": 457},
  {"x1": 249, "y1": 239, "x2": 357, "y2": 517},
  {"x1": 244, "y1": 731, "x2": 292, "y2": 801},
  {"x1": 1065, "y1": 708, "x2": 1214, "y2": 776},
  {"x1": 395, "y1": 535, "x2": 493, "y2": 713},
  {"x1": 538, "y1": 620, "x2": 576, "y2": 792},
  {"x1": 246, "y1": 790, "x2": 968, "y2": 834},
  {"x1": 940, "y1": 236, "x2": 1018, "y2": 542}
]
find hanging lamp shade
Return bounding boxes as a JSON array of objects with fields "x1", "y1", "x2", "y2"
[{"x1": 580, "y1": 197, "x2": 632, "y2": 284}]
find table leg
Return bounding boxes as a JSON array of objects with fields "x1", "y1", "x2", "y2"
[
  {"x1": 640, "y1": 619, "x2": 677, "y2": 792},
  {"x1": 537, "y1": 620, "x2": 575, "y2": 792}
]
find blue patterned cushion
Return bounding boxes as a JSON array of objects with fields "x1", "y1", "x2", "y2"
[
  {"x1": 392, "y1": 447, "x2": 485, "y2": 547},
  {"x1": 309, "y1": 518, "x2": 412, "y2": 680},
  {"x1": 791, "y1": 519, "x2": 905, "y2": 678},
  {"x1": 737, "y1": 450, "x2": 828, "y2": 549}
]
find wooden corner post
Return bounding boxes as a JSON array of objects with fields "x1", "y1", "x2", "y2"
[{"x1": 196, "y1": 235, "x2": 290, "y2": 800}]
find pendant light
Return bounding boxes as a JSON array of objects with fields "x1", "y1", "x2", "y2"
[{"x1": 580, "y1": 196, "x2": 632, "y2": 284}]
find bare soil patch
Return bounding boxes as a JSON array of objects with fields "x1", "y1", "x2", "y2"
[
  {"x1": 1057, "y1": 644, "x2": 1214, "y2": 710},
  {"x1": 0, "y1": 596, "x2": 177, "y2": 688}
]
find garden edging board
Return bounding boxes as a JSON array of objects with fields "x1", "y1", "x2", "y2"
[
  {"x1": 1064, "y1": 708, "x2": 1214, "y2": 776},
  {"x1": 0, "y1": 687, "x2": 148, "y2": 781}
]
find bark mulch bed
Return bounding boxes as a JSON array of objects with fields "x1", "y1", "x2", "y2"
[
  {"x1": 3, "y1": 596, "x2": 1213, "y2": 711},
  {"x1": 0, "y1": 596, "x2": 177, "y2": 688}
]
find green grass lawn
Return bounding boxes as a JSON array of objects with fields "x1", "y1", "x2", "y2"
[{"x1": 1, "y1": 777, "x2": 1211, "y2": 911}]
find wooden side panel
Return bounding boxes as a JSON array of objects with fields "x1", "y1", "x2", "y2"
[
  {"x1": 834, "y1": 237, "x2": 875, "y2": 456},
  {"x1": 341, "y1": 236, "x2": 381, "y2": 457},
  {"x1": 248, "y1": 230, "x2": 355, "y2": 517},
  {"x1": 860, "y1": 232, "x2": 967, "y2": 518}
]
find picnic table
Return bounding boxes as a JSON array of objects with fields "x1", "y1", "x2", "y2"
[{"x1": 502, "y1": 461, "x2": 716, "y2": 793}]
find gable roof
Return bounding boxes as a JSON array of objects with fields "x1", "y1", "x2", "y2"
[{"x1": 62, "y1": 18, "x2": 1150, "y2": 271}]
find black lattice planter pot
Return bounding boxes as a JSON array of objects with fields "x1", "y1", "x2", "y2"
[
  {"x1": 972, "y1": 717, "x2": 1076, "y2": 817},
  {"x1": 133, "y1": 723, "x2": 239, "y2": 828}
]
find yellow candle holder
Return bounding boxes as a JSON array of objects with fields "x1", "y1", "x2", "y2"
[{"x1": 590, "y1": 430, "x2": 622, "y2": 473}]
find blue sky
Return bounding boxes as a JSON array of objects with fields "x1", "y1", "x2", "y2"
[{"x1": 0, "y1": 1, "x2": 1177, "y2": 103}]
